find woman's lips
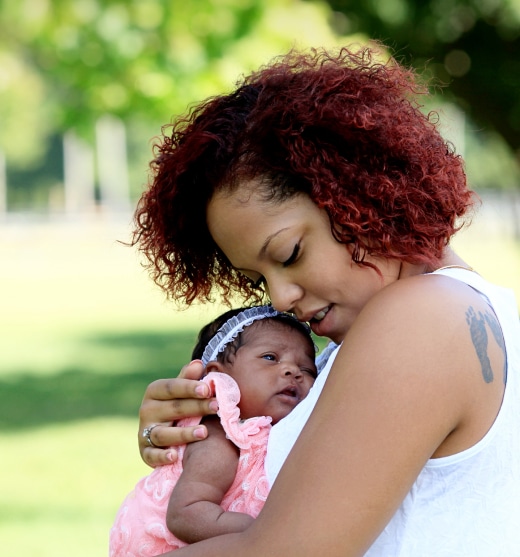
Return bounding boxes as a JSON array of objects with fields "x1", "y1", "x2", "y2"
[
  {"x1": 309, "y1": 305, "x2": 333, "y2": 336},
  {"x1": 311, "y1": 306, "x2": 331, "y2": 322}
]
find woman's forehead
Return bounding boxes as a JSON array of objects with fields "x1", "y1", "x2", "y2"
[
  {"x1": 207, "y1": 190, "x2": 312, "y2": 264},
  {"x1": 211, "y1": 176, "x2": 269, "y2": 206}
]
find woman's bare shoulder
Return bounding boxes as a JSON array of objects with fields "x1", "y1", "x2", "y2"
[
  {"x1": 342, "y1": 272, "x2": 494, "y2": 394},
  {"x1": 372, "y1": 271, "x2": 482, "y2": 313},
  {"x1": 331, "y1": 271, "x2": 505, "y2": 457},
  {"x1": 350, "y1": 272, "x2": 489, "y2": 346}
]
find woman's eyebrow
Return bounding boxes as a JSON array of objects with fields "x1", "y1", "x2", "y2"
[{"x1": 259, "y1": 228, "x2": 290, "y2": 259}]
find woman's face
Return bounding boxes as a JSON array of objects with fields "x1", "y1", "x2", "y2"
[{"x1": 207, "y1": 182, "x2": 400, "y2": 343}]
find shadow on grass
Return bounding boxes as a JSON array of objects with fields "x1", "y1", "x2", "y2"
[{"x1": 0, "y1": 329, "x2": 199, "y2": 431}]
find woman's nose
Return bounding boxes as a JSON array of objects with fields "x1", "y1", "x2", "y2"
[{"x1": 266, "y1": 280, "x2": 303, "y2": 314}]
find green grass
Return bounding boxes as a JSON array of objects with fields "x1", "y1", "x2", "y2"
[
  {"x1": 0, "y1": 419, "x2": 149, "y2": 556},
  {"x1": 1, "y1": 218, "x2": 518, "y2": 557},
  {"x1": 0, "y1": 221, "x2": 228, "y2": 557}
]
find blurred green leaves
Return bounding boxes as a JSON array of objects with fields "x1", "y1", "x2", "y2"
[
  {"x1": 326, "y1": 0, "x2": 520, "y2": 154},
  {"x1": 1, "y1": 0, "x2": 518, "y2": 205},
  {"x1": 0, "y1": 0, "x2": 360, "y2": 212},
  {"x1": 0, "y1": 0, "x2": 351, "y2": 150}
]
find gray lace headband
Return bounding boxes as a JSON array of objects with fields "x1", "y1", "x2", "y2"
[{"x1": 201, "y1": 305, "x2": 283, "y2": 366}]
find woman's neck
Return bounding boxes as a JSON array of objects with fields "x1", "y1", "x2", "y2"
[
  {"x1": 432, "y1": 247, "x2": 472, "y2": 272},
  {"x1": 399, "y1": 248, "x2": 472, "y2": 279}
]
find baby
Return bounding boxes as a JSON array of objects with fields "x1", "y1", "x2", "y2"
[{"x1": 109, "y1": 305, "x2": 317, "y2": 556}]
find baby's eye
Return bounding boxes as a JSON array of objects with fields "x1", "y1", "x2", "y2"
[
  {"x1": 261, "y1": 353, "x2": 277, "y2": 361},
  {"x1": 302, "y1": 366, "x2": 318, "y2": 379}
]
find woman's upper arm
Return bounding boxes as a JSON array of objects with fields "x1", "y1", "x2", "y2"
[{"x1": 240, "y1": 277, "x2": 482, "y2": 556}]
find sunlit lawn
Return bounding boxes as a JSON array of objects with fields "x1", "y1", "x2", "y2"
[
  {"x1": 1, "y1": 212, "x2": 519, "y2": 557},
  {"x1": 0, "y1": 218, "x2": 229, "y2": 557}
]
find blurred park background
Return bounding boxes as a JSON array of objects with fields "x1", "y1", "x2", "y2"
[{"x1": 1, "y1": 1, "x2": 519, "y2": 555}]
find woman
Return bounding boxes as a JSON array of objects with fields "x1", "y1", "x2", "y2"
[{"x1": 132, "y1": 45, "x2": 520, "y2": 556}]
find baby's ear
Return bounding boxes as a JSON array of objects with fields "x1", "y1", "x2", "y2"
[{"x1": 205, "y1": 361, "x2": 227, "y2": 374}]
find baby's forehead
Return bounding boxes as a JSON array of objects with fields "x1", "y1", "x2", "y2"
[
  {"x1": 246, "y1": 317, "x2": 297, "y2": 331},
  {"x1": 243, "y1": 318, "x2": 311, "y2": 344}
]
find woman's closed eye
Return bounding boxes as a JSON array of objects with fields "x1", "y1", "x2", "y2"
[{"x1": 283, "y1": 243, "x2": 300, "y2": 267}]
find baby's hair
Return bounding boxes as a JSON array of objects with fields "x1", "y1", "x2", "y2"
[
  {"x1": 192, "y1": 307, "x2": 315, "y2": 365},
  {"x1": 192, "y1": 308, "x2": 244, "y2": 361}
]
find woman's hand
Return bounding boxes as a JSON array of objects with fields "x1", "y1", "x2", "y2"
[{"x1": 138, "y1": 360, "x2": 219, "y2": 467}]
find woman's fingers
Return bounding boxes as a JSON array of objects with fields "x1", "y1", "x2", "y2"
[
  {"x1": 178, "y1": 359, "x2": 206, "y2": 381},
  {"x1": 141, "y1": 446, "x2": 180, "y2": 467},
  {"x1": 139, "y1": 422, "x2": 211, "y2": 467},
  {"x1": 138, "y1": 362, "x2": 219, "y2": 467},
  {"x1": 141, "y1": 361, "x2": 208, "y2": 402},
  {"x1": 140, "y1": 384, "x2": 218, "y2": 423},
  {"x1": 142, "y1": 422, "x2": 209, "y2": 449},
  {"x1": 138, "y1": 395, "x2": 217, "y2": 444},
  {"x1": 143, "y1": 377, "x2": 207, "y2": 403},
  {"x1": 139, "y1": 422, "x2": 211, "y2": 466}
]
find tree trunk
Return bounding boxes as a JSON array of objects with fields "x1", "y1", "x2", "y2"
[
  {"x1": 63, "y1": 132, "x2": 96, "y2": 216},
  {"x1": 96, "y1": 115, "x2": 131, "y2": 215}
]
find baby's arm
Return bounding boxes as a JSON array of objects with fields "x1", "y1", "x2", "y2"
[{"x1": 166, "y1": 415, "x2": 254, "y2": 543}]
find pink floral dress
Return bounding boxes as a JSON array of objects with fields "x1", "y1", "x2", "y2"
[{"x1": 109, "y1": 372, "x2": 272, "y2": 556}]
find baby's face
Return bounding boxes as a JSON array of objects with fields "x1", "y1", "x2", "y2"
[{"x1": 226, "y1": 321, "x2": 317, "y2": 424}]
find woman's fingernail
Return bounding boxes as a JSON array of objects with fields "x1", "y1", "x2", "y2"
[
  {"x1": 195, "y1": 384, "x2": 207, "y2": 396},
  {"x1": 194, "y1": 427, "x2": 207, "y2": 439},
  {"x1": 166, "y1": 450, "x2": 176, "y2": 462},
  {"x1": 209, "y1": 400, "x2": 219, "y2": 412},
  {"x1": 190, "y1": 359, "x2": 203, "y2": 365}
]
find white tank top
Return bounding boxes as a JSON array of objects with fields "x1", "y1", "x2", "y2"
[{"x1": 265, "y1": 269, "x2": 520, "y2": 556}]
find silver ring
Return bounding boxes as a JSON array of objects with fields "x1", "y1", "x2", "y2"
[{"x1": 142, "y1": 424, "x2": 161, "y2": 448}]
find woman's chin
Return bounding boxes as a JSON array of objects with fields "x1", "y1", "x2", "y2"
[
  {"x1": 309, "y1": 306, "x2": 333, "y2": 338},
  {"x1": 311, "y1": 308, "x2": 347, "y2": 344}
]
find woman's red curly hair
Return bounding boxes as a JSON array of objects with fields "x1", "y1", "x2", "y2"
[{"x1": 133, "y1": 44, "x2": 474, "y2": 306}]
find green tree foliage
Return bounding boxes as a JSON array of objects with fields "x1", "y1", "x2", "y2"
[
  {"x1": 0, "y1": 0, "x2": 349, "y2": 146},
  {"x1": 324, "y1": 0, "x2": 520, "y2": 155},
  {"x1": 2, "y1": 0, "x2": 518, "y2": 202},
  {"x1": 0, "y1": 0, "x2": 356, "y2": 206}
]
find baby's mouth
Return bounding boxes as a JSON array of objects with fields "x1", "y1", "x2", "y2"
[{"x1": 278, "y1": 385, "x2": 299, "y2": 400}]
